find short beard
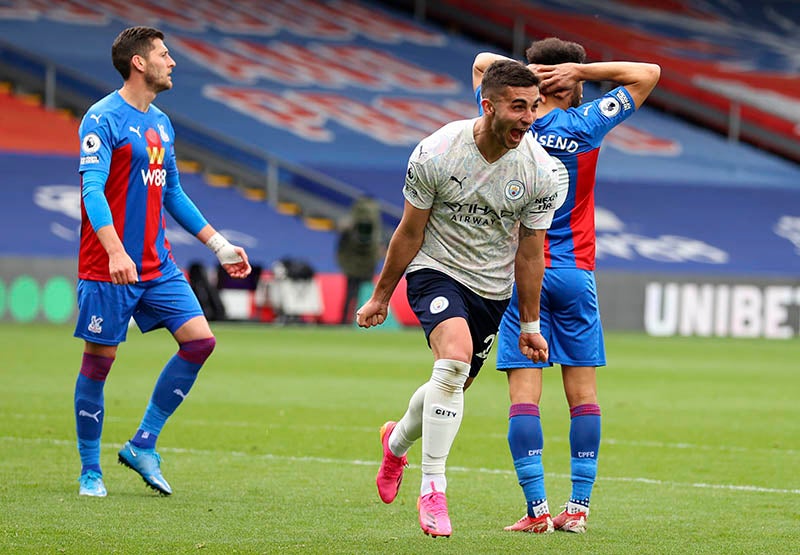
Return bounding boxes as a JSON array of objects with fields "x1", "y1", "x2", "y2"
[
  {"x1": 144, "y1": 72, "x2": 170, "y2": 94},
  {"x1": 490, "y1": 119, "x2": 513, "y2": 149}
]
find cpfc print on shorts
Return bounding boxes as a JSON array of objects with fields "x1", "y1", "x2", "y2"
[{"x1": 429, "y1": 296, "x2": 449, "y2": 314}]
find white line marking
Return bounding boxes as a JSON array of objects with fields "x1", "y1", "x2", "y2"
[
  {"x1": 3, "y1": 436, "x2": 798, "y2": 496},
  {"x1": 5, "y1": 413, "x2": 796, "y2": 456}
]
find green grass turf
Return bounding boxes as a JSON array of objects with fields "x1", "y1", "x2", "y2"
[{"x1": 0, "y1": 323, "x2": 798, "y2": 554}]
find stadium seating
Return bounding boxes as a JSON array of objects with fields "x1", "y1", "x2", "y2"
[
  {"x1": 390, "y1": 0, "x2": 800, "y2": 163},
  {"x1": 0, "y1": 87, "x2": 78, "y2": 155},
  {"x1": 1, "y1": 1, "x2": 798, "y2": 331}
]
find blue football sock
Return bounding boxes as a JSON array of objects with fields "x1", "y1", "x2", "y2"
[
  {"x1": 508, "y1": 403, "x2": 547, "y2": 517},
  {"x1": 132, "y1": 338, "x2": 215, "y2": 449},
  {"x1": 75, "y1": 353, "x2": 113, "y2": 474},
  {"x1": 569, "y1": 404, "x2": 602, "y2": 505}
]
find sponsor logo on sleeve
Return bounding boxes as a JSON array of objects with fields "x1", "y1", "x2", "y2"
[
  {"x1": 615, "y1": 89, "x2": 633, "y2": 111},
  {"x1": 531, "y1": 192, "x2": 558, "y2": 213}
]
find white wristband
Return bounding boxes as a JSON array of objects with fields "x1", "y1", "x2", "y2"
[
  {"x1": 520, "y1": 320, "x2": 541, "y2": 334},
  {"x1": 205, "y1": 232, "x2": 242, "y2": 265}
]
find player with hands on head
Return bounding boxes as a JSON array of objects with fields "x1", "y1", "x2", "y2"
[
  {"x1": 358, "y1": 59, "x2": 559, "y2": 538},
  {"x1": 472, "y1": 38, "x2": 660, "y2": 534}
]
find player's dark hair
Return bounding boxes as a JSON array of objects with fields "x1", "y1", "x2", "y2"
[
  {"x1": 112, "y1": 26, "x2": 165, "y2": 80},
  {"x1": 525, "y1": 37, "x2": 586, "y2": 65},
  {"x1": 481, "y1": 59, "x2": 540, "y2": 100}
]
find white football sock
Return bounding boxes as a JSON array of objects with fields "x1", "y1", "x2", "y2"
[
  {"x1": 531, "y1": 500, "x2": 551, "y2": 517},
  {"x1": 389, "y1": 383, "x2": 426, "y2": 457},
  {"x1": 567, "y1": 500, "x2": 590, "y2": 515},
  {"x1": 420, "y1": 359, "x2": 471, "y2": 492}
]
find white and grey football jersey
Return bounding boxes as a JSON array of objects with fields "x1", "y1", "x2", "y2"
[{"x1": 403, "y1": 118, "x2": 559, "y2": 300}]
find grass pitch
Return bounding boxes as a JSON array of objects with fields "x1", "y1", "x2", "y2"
[{"x1": 0, "y1": 323, "x2": 797, "y2": 554}]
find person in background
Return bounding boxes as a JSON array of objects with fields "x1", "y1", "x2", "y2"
[
  {"x1": 336, "y1": 196, "x2": 383, "y2": 324},
  {"x1": 73, "y1": 26, "x2": 251, "y2": 498},
  {"x1": 473, "y1": 38, "x2": 660, "y2": 534}
]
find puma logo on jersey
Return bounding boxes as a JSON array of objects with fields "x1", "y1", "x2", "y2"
[
  {"x1": 449, "y1": 175, "x2": 466, "y2": 188},
  {"x1": 89, "y1": 114, "x2": 102, "y2": 123},
  {"x1": 129, "y1": 126, "x2": 141, "y2": 138}
]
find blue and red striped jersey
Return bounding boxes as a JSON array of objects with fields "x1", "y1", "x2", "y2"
[
  {"x1": 77, "y1": 91, "x2": 180, "y2": 282},
  {"x1": 476, "y1": 85, "x2": 636, "y2": 270},
  {"x1": 530, "y1": 86, "x2": 636, "y2": 270}
]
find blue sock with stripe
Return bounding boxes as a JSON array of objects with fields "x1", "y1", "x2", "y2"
[
  {"x1": 508, "y1": 403, "x2": 548, "y2": 517},
  {"x1": 569, "y1": 404, "x2": 602, "y2": 506},
  {"x1": 131, "y1": 338, "x2": 215, "y2": 449},
  {"x1": 75, "y1": 353, "x2": 113, "y2": 474}
]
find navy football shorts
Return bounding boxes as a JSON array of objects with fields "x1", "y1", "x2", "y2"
[{"x1": 406, "y1": 269, "x2": 509, "y2": 377}]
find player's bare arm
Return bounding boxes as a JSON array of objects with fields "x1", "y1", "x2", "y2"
[
  {"x1": 535, "y1": 61, "x2": 661, "y2": 109},
  {"x1": 357, "y1": 201, "x2": 430, "y2": 328},
  {"x1": 515, "y1": 224, "x2": 548, "y2": 363}
]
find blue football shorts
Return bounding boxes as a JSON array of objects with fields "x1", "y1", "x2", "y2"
[
  {"x1": 496, "y1": 267, "x2": 606, "y2": 370},
  {"x1": 406, "y1": 269, "x2": 509, "y2": 377},
  {"x1": 74, "y1": 267, "x2": 204, "y2": 346}
]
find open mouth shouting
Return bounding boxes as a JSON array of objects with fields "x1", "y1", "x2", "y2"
[{"x1": 509, "y1": 127, "x2": 527, "y2": 145}]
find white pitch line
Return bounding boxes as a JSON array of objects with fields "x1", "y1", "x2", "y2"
[
  {"x1": 4, "y1": 413, "x2": 797, "y2": 456},
  {"x1": 3, "y1": 436, "x2": 798, "y2": 496}
]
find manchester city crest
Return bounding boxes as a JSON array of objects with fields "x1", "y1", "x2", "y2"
[{"x1": 504, "y1": 180, "x2": 524, "y2": 201}]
